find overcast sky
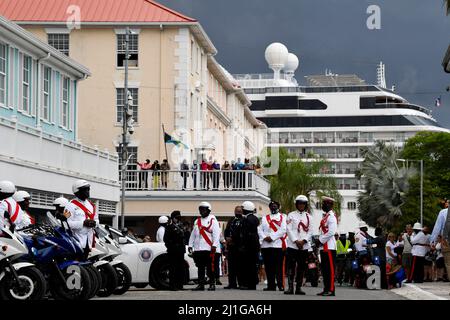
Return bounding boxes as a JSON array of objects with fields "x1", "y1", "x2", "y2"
[{"x1": 159, "y1": 0, "x2": 450, "y2": 128}]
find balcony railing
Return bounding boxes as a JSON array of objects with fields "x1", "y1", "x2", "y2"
[{"x1": 122, "y1": 170, "x2": 270, "y2": 195}]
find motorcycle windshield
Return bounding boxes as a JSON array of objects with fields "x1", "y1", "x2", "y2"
[{"x1": 46, "y1": 211, "x2": 60, "y2": 227}]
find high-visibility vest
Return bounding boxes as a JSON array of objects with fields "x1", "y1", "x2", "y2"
[{"x1": 336, "y1": 239, "x2": 351, "y2": 255}]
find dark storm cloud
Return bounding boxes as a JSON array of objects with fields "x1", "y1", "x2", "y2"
[{"x1": 159, "y1": 0, "x2": 450, "y2": 128}]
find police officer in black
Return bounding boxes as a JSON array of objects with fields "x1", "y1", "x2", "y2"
[
  {"x1": 163, "y1": 210, "x2": 186, "y2": 290},
  {"x1": 239, "y1": 201, "x2": 260, "y2": 290},
  {"x1": 224, "y1": 205, "x2": 244, "y2": 289}
]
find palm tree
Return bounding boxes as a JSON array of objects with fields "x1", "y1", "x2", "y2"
[
  {"x1": 266, "y1": 147, "x2": 341, "y2": 214},
  {"x1": 355, "y1": 141, "x2": 415, "y2": 230}
]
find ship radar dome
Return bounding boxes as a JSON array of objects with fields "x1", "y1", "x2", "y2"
[{"x1": 284, "y1": 53, "x2": 299, "y2": 73}]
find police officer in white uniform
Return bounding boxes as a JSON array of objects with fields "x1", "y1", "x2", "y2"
[
  {"x1": 408, "y1": 222, "x2": 431, "y2": 283},
  {"x1": 285, "y1": 195, "x2": 312, "y2": 295},
  {"x1": 0, "y1": 180, "x2": 31, "y2": 231},
  {"x1": 52, "y1": 197, "x2": 69, "y2": 222},
  {"x1": 188, "y1": 202, "x2": 221, "y2": 291},
  {"x1": 317, "y1": 196, "x2": 338, "y2": 296},
  {"x1": 64, "y1": 180, "x2": 99, "y2": 257},
  {"x1": 156, "y1": 216, "x2": 168, "y2": 242},
  {"x1": 258, "y1": 200, "x2": 287, "y2": 291},
  {"x1": 13, "y1": 191, "x2": 35, "y2": 225}
]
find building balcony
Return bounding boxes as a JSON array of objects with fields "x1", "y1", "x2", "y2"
[{"x1": 123, "y1": 169, "x2": 270, "y2": 196}]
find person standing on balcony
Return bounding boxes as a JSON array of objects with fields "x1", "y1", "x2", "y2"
[
  {"x1": 212, "y1": 160, "x2": 220, "y2": 190},
  {"x1": 160, "y1": 159, "x2": 170, "y2": 189},
  {"x1": 191, "y1": 160, "x2": 199, "y2": 190},
  {"x1": 136, "y1": 159, "x2": 151, "y2": 190},
  {"x1": 200, "y1": 159, "x2": 209, "y2": 190},
  {"x1": 151, "y1": 160, "x2": 161, "y2": 189},
  {"x1": 222, "y1": 161, "x2": 232, "y2": 190},
  {"x1": 235, "y1": 158, "x2": 245, "y2": 189},
  {"x1": 244, "y1": 158, "x2": 254, "y2": 189},
  {"x1": 180, "y1": 160, "x2": 189, "y2": 190},
  {"x1": 230, "y1": 160, "x2": 237, "y2": 190}
]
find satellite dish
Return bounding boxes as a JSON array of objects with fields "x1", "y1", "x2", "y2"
[{"x1": 265, "y1": 43, "x2": 289, "y2": 80}]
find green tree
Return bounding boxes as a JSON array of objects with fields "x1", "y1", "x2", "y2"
[
  {"x1": 356, "y1": 141, "x2": 415, "y2": 230},
  {"x1": 398, "y1": 131, "x2": 450, "y2": 230},
  {"x1": 265, "y1": 147, "x2": 341, "y2": 214}
]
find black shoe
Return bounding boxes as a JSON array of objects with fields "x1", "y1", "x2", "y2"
[
  {"x1": 263, "y1": 287, "x2": 276, "y2": 291},
  {"x1": 224, "y1": 285, "x2": 237, "y2": 289},
  {"x1": 316, "y1": 291, "x2": 327, "y2": 296},
  {"x1": 216, "y1": 279, "x2": 222, "y2": 285},
  {"x1": 322, "y1": 291, "x2": 335, "y2": 297},
  {"x1": 284, "y1": 287, "x2": 294, "y2": 295},
  {"x1": 208, "y1": 284, "x2": 216, "y2": 291},
  {"x1": 192, "y1": 284, "x2": 205, "y2": 291},
  {"x1": 278, "y1": 287, "x2": 285, "y2": 292},
  {"x1": 295, "y1": 287, "x2": 306, "y2": 295}
]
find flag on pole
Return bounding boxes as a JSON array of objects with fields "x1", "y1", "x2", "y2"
[
  {"x1": 164, "y1": 132, "x2": 189, "y2": 149},
  {"x1": 435, "y1": 96, "x2": 442, "y2": 107}
]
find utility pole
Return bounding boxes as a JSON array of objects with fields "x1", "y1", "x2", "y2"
[
  {"x1": 120, "y1": 27, "x2": 135, "y2": 230},
  {"x1": 420, "y1": 159, "x2": 423, "y2": 226}
]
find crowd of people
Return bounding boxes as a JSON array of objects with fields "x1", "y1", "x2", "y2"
[
  {"x1": 156, "y1": 197, "x2": 450, "y2": 294},
  {"x1": 135, "y1": 158, "x2": 262, "y2": 190}
]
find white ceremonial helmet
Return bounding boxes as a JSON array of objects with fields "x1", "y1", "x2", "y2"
[
  {"x1": 0, "y1": 180, "x2": 16, "y2": 194},
  {"x1": 53, "y1": 197, "x2": 69, "y2": 207},
  {"x1": 158, "y1": 216, "x2": 169, "y2": 224},
  {"x1": 13, "y1": 190, "x2": 31, "y2": 202},
  {"x1": 242, "y1": 201, "x2": 256, "y2": 212},
  {"x1": 413, "y1": 222, "x2": 423, "y2": 231},
  {"x1": 294, "y1": 195, "x2": 308, "y2": 203},
  {"x1": 199, "y1": 202, "x2": 212, "y2": 210},
  {"x1": 72, "y1": 179, "x2": 90, "y2": 194}
]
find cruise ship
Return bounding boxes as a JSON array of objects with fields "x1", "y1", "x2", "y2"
[{"x1": 234, "y1": 43, "x2": 450, "y2": 233}]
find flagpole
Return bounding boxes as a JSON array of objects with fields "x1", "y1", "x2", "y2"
[{"x1": 162, "y1": 124, "x2": 169, "y2": 161}]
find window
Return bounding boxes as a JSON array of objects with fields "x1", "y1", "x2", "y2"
[
  {"x1": 116, "y1": 88, "x2": 138, "y2": 123},
  {"x1": 0, "y1": 43, "x2": 6, "y2": 106},
  {"x1": 347, "y1": 202, "x2": 357, "y2": 210},
  {"x1": 22, "y1": 55, "x2": 31, "y2": 113},
  {"x1": 190, "y1": 40, "x2": 195, "y2": 74},
  {"x1": 42, "y1": 66, "x2": 51, "y2": 121},
  {"x1": 61, "y1": 77, "x2": 70, "y2": 128},
  {"x1": 48, "y1": 34, "x2": 69, "y2": 55},
  {"x1": 117, "y1": 34, "x2": 138, "y2": 67}
]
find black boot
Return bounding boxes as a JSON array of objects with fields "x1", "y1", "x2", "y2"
[
  {"x1": 295, "y1": 283, "x2": 305, "y2": 295},
  {"x1": 208, "y1": 281, "x2": 216, "y2": 291},
  {"x1": 284, "y1": 278, "x2": 294, "y2": 295}
]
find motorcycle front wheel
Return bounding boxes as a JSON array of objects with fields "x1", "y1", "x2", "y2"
[
  {"x1": 96, "y1": 263, "x2": 118, "y2": 297},
  {"x1": 0, "y1": 266, "x2": 47, "y2": 300},
  {"x1": 113, "y1": 263, "x2": 132, "y2": 295},
  {"x1": 50, "y1": 265, "x2": 92, "y2": 300}
]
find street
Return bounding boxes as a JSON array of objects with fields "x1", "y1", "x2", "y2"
[{"x1": 95, "y1": 279, "x2": 406, "y2": 300}]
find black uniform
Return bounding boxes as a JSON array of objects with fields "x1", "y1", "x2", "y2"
[
  {"x1": 239, "y1": 213, "x2": 260, "y2": 289},
  {"x1": 163, "y1": 221, "x2": 186, "y2": 290},
  {"x1": 224, "y1": 216, "x2": 244, "y2": 288}
]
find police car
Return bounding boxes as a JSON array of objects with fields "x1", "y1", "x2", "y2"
[{"x1": 106, "y1": 226, "x2": 197, "y2": 290}]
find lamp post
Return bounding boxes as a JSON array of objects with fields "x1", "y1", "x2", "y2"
[{"x1": 397, "y1": 158, "x2": 424, "y2": 225}]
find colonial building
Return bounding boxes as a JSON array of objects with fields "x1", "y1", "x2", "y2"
[
  {"x1": 1, "y1": 0, "x2": 269, "y2": 236},
  {"x1": 0, "y1": 15, "x2": 120, "y2": 224}
]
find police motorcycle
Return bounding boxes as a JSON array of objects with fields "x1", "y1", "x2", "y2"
[
  {"x1": 95, "y1": 224, "x2": 132, "y2": 295},
  {"x1": 18, "y1": 213, "x2": 94, "y2": 300},
  {"x1": 0, "y1": 212, "x2": 47, "y2": 300},
  {"x1": 87, "y1": 228, "x2": 119, "y2": 297}
]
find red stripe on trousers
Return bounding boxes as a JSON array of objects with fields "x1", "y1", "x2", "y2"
[
  {"x1": 409, "y1": 256, "x2": 416, "y2": 281},
  {"x1": 328, "y1": 250, "x2": 335, "y2": 292}
]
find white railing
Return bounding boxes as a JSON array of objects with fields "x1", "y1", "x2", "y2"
[
  {"x1": 0, "y1": 116, "x2": 118, "y2": 184},
  {"x1": 123, "y1": 169, "x2": 270, "y2": 195}
]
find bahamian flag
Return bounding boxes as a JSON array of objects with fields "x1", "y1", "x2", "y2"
[{"x1": 164, "y1": 132, "x2": 189, "y2": 149}]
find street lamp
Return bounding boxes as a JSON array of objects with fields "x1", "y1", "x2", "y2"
[{"x1": 397, "y1": 158, "x2": 424, "y2": 226}]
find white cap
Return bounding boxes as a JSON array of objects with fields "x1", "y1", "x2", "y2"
[
  {"x1": 295, "y1": 195, "x2": 308, "y2": 203},
  {"x1": 72, "y1": 179, "x2": 90, "y2": 194},
  {"x1": 413, "y1": 222, "x2": 423, "y2": 230},
  {"x1": 0, "y1": 180, "x2": 16, "y2": 194},
  {"x1": 358, "y1": 221, "x2": 368, "y2": 229},
  {"x1": 53, "y1": 197, "x2": 69, "y2": 207},
  {"x1": 158, "y1": 216, "x2": 169, "y2": 224},
  {"x1": 199, "y1": 202, "x2": 212, "y2": 210},
  {"x1": 339, "y1": 230, "x2": 346, "y2": 236},
  {"x1": 13, "y1": 190, "x2": 31, "y2": 202},
  {"x1": 242, "y1": 201, "x2": 256, "y2": 212}
]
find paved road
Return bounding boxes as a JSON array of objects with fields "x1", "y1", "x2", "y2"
[{"x1": 96, "y1": 280, "x2": 406, "y2": 300}]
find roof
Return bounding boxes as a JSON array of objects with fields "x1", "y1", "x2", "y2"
[
  {"x1": 0, "y1": 15, "x2": 90, "y2": 78},
  {"x1": 0, "y1": 0, "x2": 196, "y2": 23}
]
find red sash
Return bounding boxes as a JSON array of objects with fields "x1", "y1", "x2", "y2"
[
  {"x1": 25, "y1": 211, "x2": 35, "y2": 225},
  {"x1": 320, "y1": 212, "x2": 330, "y2": 251},
  {"x1": 298, "y1": 213, "x2": 310, "y2": 232},
  {"x1": 4, "y1": 200, "x2": 20, "y2": 223},
  {"x1": 71, "y1": 200, "x2": 96, "y2": 220},
  {"x1": 197, "y1": 217, "x2": 214, "y2": 247},
  {"x1": 266, "y1": 214, "x2": 287, "y2": 249}
]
